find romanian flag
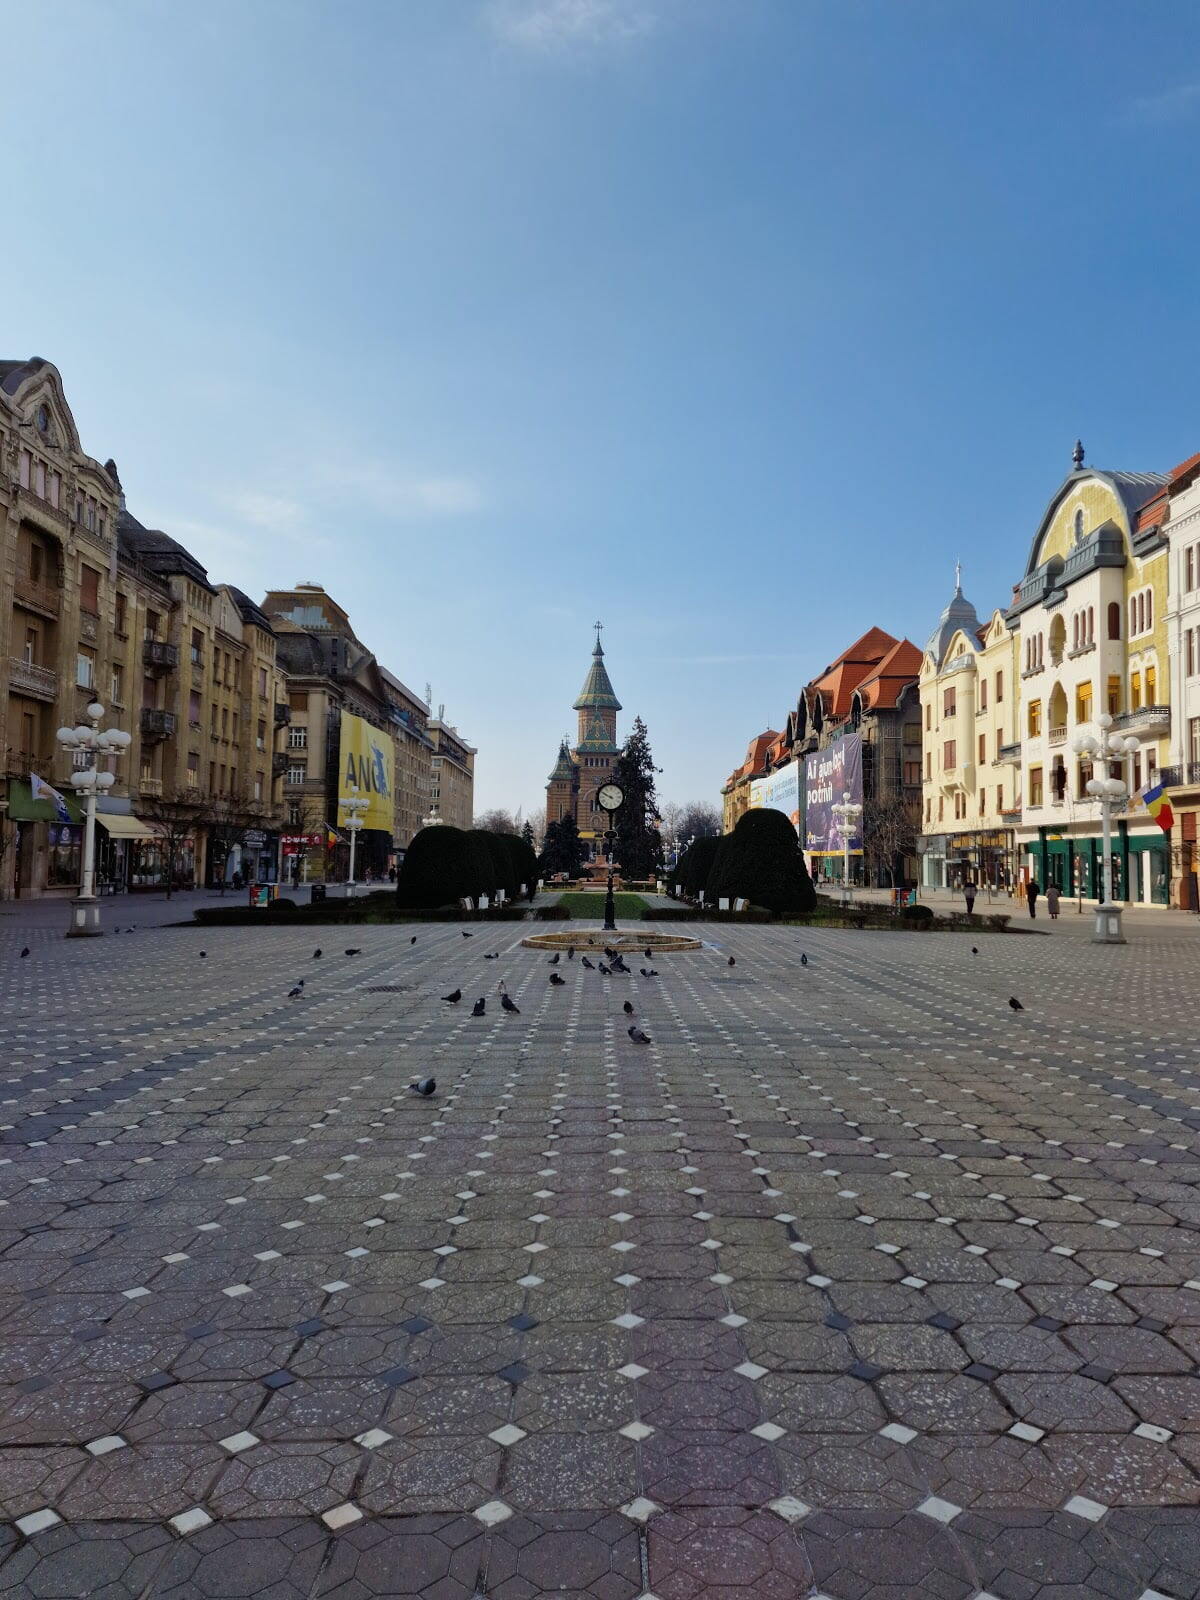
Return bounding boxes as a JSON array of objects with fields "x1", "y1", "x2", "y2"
[
  {"x1": 1142, "y1": 782, "x2": 1174, "y2": 833},
  {"x1": 326, "y1": 829, "x2": 340, "y2": 850}
]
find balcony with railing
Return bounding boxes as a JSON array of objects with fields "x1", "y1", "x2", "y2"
[
  {"x1": 142, "y1": 638, "x2": 179, "y2": 671},
  {"x1": 1048, "y1": 726, "x2": 1068, "y2": 747},
  {"x1": 996, "y1": 742, "x2": 1022, "y2": 765},
  {"x1": 1113, "y1": 705, "x2": 1170, "y2": 736},
  {"x1": 1160, "y1": 762, "x2": 1200, "y2": 790},
  {"x1": 13, "y1": 572, "x2": 62, "y2": 618},
  {"x1": 274, "y1": 703, "x2": 292, "y2": 726},
  {"x1": 272, "y1": 751, "x2": 290, "y2": 777},
  {"x1": 140, "y1": 708, "x2": 177, "y2": 741},
  {"x1": 8, "y1": 658, "x2": 58, "y2": 701},
  {"x1": 138, "y1": 777, "x2": 163, "y2": 797}
]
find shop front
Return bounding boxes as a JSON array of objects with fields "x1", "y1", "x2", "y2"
[
  {"x1": 1028, "y1": 825, "x2": 1171, "y2": 906},
  {"x1": 95, "y1": 811, "x2": 162, "y2": 894},
  {"x1": 5, "y1": 779, "x2": 84, "y2": 898}
]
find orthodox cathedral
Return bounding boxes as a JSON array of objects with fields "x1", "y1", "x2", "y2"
[{"x1": 546, "y1": 625, "x2": 622, "y2": 857}]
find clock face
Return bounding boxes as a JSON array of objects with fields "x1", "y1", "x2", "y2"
[{"x1": 597, "y1": 782, "x2": 624, "y2": 813}]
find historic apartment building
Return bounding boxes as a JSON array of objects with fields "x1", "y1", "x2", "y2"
[
  {"x1": 918, "y1": 579, "x2": 1022, "y2": 891},
  {"x1": 545, "y1": 626, "x2": 622, "y2": 857},
  {"x1": 0, "y1": 357, "x2": 291, "y2": 897},
  {"x1": 1164, "y1": 454, "x2": 1200, "y2": 908},
  {"x1": 428, "y1": 713, "x2": 476, "y2": 833}
]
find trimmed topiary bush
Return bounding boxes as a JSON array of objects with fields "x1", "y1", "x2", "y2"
[
  {"x1": 476, "y1": 831, "x2": 516, "y2": 901},
  {"x1": 679, "y1": 835, "x2": 721, "y2": 900},
  {"x1": 900, "y1": 903, "x2": 934, "y2": 923},
  {"x1": 464, "y1": 830, "x2": 498, "y2": 903},
  {"x1": 705, "y1": 808, "x2": 816, "y2": 914},
  {"x1": 396, "y1": 826, "x2": 475, "y2": 908}
]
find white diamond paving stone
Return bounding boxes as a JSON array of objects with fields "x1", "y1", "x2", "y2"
[
  {"x1": 621, "y1": 1496, "x2": 661, "y2": 1523},
  {"x1": 169, "y1": 1508, "x2": 213, "y2": 1535},
  {"x1": 15, "y1": 1509, "x2": 60, "y2": 1536},
  {"x1": 917, "y1": 1496, "x2": 962, "y2": 1524},
  {"x1": 322, "y1": 1503, "x2": 364, "y2": 1530},
  {"x1": 1064, "y1": 1495, "x2": 1108, "y2": 1522},
  {"x1": 767, "y1": 1496, "x2": 812, "y2": 1523},
  {"x1": 474, "y1": 1500, "x2": 514, "y2": 1527}
]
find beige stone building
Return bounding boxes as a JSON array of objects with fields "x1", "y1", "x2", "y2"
[
  {"x1": 0, "y1": 358, "x2": 289, "y2": 898},
  {"x1": 428, "y1": 713, "x2": 475, "y2": 832},
  {"x1": 380, "y1": 667, "x2": 434, "y2": 851}
]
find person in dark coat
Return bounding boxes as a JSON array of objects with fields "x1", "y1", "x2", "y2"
[
  {"x1": 964, "y1": 881, "x2": 977, "y2": 916},
  {"x1": 1026, "y1": 878, "x2": 1040, "y2": 919}
]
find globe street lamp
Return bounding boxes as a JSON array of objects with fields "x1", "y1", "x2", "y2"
[
  {"x1": 56, "y1": 702, "x2": 132, "y2": 937},
  {"x1": 339, "y1": 785, "x2": 369, "y2": 893},
  {"x1": 1071, "y1": 711, "x2": 1140, "y2": 944},
  {"x1": 831, "y1": 789, "x2": 862, "y2": 906}
]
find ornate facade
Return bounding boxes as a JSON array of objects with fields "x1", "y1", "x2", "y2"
[{"x1": 546, "y1": 626, "x2": 622, "y2": 856}]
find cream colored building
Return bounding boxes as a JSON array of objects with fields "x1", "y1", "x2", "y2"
[
  {"x1": 379, "y1": 667, "x2": 433, "y2": 853},
  {"x1": 428, "y1": 713, "x2": 475, "y2": 832},
  {"x1": 1007, "y1": 453, "x2": 1172, "y2": 905},
  {"x1": 918, "y1": 580, "x2": 1021, "y2": 890}
]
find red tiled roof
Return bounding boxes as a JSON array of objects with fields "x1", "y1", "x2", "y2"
[
  {"x1": 1168, "y1": 451, "x2": 1200, "y2": 484},
  {"x1": 1136, "y1": 488, "x2": 1169, "y2": 532},
  {"x1": 806, "y1": 627, "x2": 901, "y2": 717},
  {"x1": 856, "y1": 638, "x2": 923, "y2": 710}
]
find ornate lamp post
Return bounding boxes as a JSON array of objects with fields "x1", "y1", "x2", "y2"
[
  {"x1": 831, "y1": 789, "x2": 862, "y2": 905},
  {"x1": 56, "y1": 702, "x2": 131, "y2": 937},
  {"x1": 1071, "y1": 712, "x2": 1140, "y2": 943},
  {"x1": 596, "y1": 782, "x2": 625, "y2": 932},
  {"x1": 339, "y1": 785, "x2": 369, "y2": 893}
]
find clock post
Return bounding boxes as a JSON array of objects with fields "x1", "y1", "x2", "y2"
[{"x1": 596, "y1": 782, "x2": 625, "y2": 933}]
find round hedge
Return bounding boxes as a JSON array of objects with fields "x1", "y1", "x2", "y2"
[
  {"x1": 396, "y1": 826, "x2": 476, "y2": 908},
  {"x1": 706, "y1": 808, "x2": 815, "y2": 914}
]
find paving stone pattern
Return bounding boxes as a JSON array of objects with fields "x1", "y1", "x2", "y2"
[{"x1": 0, "y1": 918, "x2": 1198, "y2": 1597}]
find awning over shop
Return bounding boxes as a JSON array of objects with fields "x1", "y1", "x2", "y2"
[
  {"x1": 3, "y1": 779, "x2": 83, "y2": 824},
  {"x1": 96, "y1": 813, "x2": 160, "y2": 841}
]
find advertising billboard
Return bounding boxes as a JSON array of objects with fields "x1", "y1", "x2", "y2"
[
  {"x1": 338, "y1": 713, "x2": 394, "y2": 833},
  {"x1": 804, "y1": 733, "x2": 863, "y2": 855},
  {"x1": 748, "y1": 762, "x2": 802, "y2": 836}
]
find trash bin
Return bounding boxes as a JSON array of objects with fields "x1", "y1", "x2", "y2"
[{"x1": 310, "y1": 884, "x2": 327, "y2": 903}]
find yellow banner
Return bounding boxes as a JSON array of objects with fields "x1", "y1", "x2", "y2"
[{"x1": 338, "y1": 712, "x2": 394, "y2": 832}]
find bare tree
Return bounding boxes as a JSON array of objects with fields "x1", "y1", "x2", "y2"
[
  {"x1": 206, "y1": 786, "x2": 276, "y2": 895},
  {"x1": 526, "y1": 807, "x2": 546, "y2": 848},
  {"x1": 474, "y1": 808, "x2": 518, "y2": 834},
  {"x1": 663, "y1": 802, "x2": 720, "y2": 841},
  {"x1": 137, "y1": 787, "x2": 215, "y2": 900},
  {"x1": 862, "y1": 795, "x2": 918, "y2": 888}
]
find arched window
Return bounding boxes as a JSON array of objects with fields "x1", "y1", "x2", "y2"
[
  {"x1": 1108, "y1": 601, "x2": 1120, "y2": 640},
  {"x1": 1087, "y1": 606, "x2": 1094, "y2": 644},
  {"x1": 1074, "y1": 508, "x2": 1085, "y2": 542},
  {"x1": 1072, "y1": 614, "x2": 1079, "y2": 651},
  {"x1": 1147, "y1": 590, "x2": 1153, "y2": 629}
]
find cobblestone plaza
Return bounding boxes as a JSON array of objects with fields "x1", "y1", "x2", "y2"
[{"x1": 0, "y1": 915, "x2": 1198, "y2": 1597}]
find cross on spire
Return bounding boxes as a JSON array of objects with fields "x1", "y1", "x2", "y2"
[{"x1": 594, "y1": 619, "x2": 604, "y2": 650}]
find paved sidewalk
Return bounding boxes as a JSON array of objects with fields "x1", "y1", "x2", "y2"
[{"x1": 0, "y1": 918, "x2": 1197, "y2": 1595}]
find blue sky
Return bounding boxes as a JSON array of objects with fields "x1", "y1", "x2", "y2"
[{"x1": 5, "y1": 0, "x2": 1199, "y2": 818}]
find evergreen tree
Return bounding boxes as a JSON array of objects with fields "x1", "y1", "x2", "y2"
[
  {"x1": 612, "y1": 716, "x2": 663, "y2": 879},
  {"x1": 520, "y1": 820, "x2": 535, "y2": 851},
  {"x1": 539, "y1": 815, "x2": 584, "y2": 877}
]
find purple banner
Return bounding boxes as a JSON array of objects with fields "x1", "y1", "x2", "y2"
[{"x1": 804, "y1": 733, "x2": 863, "y2": 855}]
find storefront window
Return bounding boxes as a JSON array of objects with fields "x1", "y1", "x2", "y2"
[{"x1": 46, "y1": 824, "x2": 82, "y2": 887}]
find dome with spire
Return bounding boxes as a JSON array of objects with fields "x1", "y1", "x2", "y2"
[
  {"x1": 926, "y1": 569, "x2": 981, "y2": 668},
  {"x1": 573, "y1": 628, "x2": 622, "y2": 712},
  {"x1": 547, "y1": 738, "x2": 576, "y2": 783}
]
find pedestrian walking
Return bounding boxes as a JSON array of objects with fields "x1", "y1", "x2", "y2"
[
  {"x1": 1026, "y1": 878, "x2": 1040, "y2": 919},
  {"x1": 964, "y1": 881, "x2": 977, "y2": 916},
  {"x1": 1046, "y1": 883, "x2": 1060, "y2": 920}
]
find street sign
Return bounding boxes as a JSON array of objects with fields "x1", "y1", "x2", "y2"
[{"x1": 243, "y1": 830, "x2": 267, "y2": 848}]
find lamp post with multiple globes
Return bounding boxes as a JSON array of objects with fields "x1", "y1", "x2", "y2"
[
  {"x1": 831, "y1": 789, "x2": 862, "y2": 905},
  {"x1": 1070, "y1": 711, "x2": 1141, "y2": 943},
  {"x1": 55, "y1": 702, "x2": 132, "y2": 937},
  {"x1": 339, "y1": 785, "x2": 369, "y2": 893}
]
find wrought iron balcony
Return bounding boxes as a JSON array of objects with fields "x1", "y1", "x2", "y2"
[
  {"x1": 8, "y1": 657, "x2": 57, "y2": 701},
  {"x1": 142, "y1": 639, "x2": 179, "y2": 671},
  {"x1": 1159, "y1": 762, "x2": 1200, "y2": 789},
  {"x1": 13, "y1": 572, "x2": 61, "y2": 618},
  {"x1": 272, "y1": 751, "x2": 290, "y2": 776},
  {"x1": 1113, "y1": 705, "x2": 1170, "y2": 735},
  {"x1": 140, "y1": 708, "x2": 177, "y2": 741},
  {"x1": 996, "y1": 742, "x2": 1022, "y2": 765}
]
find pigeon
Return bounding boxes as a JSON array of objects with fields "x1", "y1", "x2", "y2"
[
  {"x1": 800, "y1": 953, "x2": 808, "y2": 967},
  {"x1": 288, "y1": 983, "x2": 304, "y2": 998},
  {"x1": 410, "y1": 936, "x2": 417, "y2": 945},
  {"x1": 549, "y1": 953, "x2": 560, "y2": 965},
  {"x1": 628, "y1": 1024, "x2": 651, "y2": 1044},
  {"x1": 442, "y1": 988, "x2": 462, "y2": 1004},
  {"x1": 501, "y1": 993, "x2": 520, "y2": 1015},
  {"x1": 550, "y1": 973, "x2": 565, "y2": 986},
  {"x1": 599, "y1": 962, "x2": 610, "y2": 976},
  {"x1": 410, "y1": 1077, "x2": 437, "y2": 1097},
  {"x1": 472, "y1": 998, "x2": 486, "y2": 1016},
  {"x1": 971, "y1": 947, "x2": 979, "y2": 955},
  {"x1": 644, "y1": 948, "x2": 653, "y2": 959},
  {"x1": 345, "y1": 948, "x2": 361, "y2": 957},
  {"x1": 581, "y1": 956, "x2": 595, "y2": 970},
  {"x1": 567, "y1": 947, "x2": 575, "y2": 960},
  {"x1": 640, "y1": 967, "x2": 658, "y2": 978},
  {"x1": 623, "y1": 1000, "x2": 634, "y2": 1015},
  {"x1": 462, "y1": 931, "x2": 474, "y2": 939},
  {"x1": 727, "y1": 956, "x2": 736, "y2": 967},
  {"x1": 1008, "y1": 996, "x2": 1024, "y2": 1012},
  {"x1": 484, "y1": 952, "x2": 499, "y2": 961},
  {"x1": 19, "y1": 947, "x2": 29, "y2": 959},
  {"x1": 200, "y1": 951, "x2": 207, "y2": 959},
  {"x1": 313, "y1": 948, "x2": 323, "y2": 959}
]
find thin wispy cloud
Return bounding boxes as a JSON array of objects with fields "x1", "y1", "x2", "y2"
[
  {"x1": 316, "y1": 457, "x2": 486, "y2": 518},
  {"x1": 488, "y1": 0, "x2": 659, "y2": 51},
  {"x1": 1126, "y1": 80, "x2": 1200, "y2": 124}
]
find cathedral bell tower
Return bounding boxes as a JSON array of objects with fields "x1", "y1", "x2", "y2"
[{"x1": 544, "y1": 624, "x2": 623, "y2": 858}]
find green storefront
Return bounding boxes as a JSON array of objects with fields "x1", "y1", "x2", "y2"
[{"x1": 1030, "y1": 825, "x2": 1170, "y2": 906}]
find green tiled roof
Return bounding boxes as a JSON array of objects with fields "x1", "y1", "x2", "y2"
[
  {"x1": 573, "y1": 637, "x2": 621, "y2": 712},
  {"x1": 547, "y1": 739, "x2": 576, "y2": 782}
]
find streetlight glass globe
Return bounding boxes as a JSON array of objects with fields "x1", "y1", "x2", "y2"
[
  {"x1": 74, "y1": 725, "x2": 93, "y2": 742},
  {"x1": 87, "y1": 702, "x2": 105, "y2": 720},
  {"x1": 1122, "y1": 736, "x2": 1140, "y2": 754},
  {"x1": 1086, "y1": 779, "x2": 1103, "y2": 796},
  {"x1": 56, "y1": 726, "x2": 77, "y2": 745},
  {"x1": 69, "y1": 771, "x2": 95, "y2": 790},
  {"x1": 95, "y1": 771, "x2": 116, "y2": 790}
]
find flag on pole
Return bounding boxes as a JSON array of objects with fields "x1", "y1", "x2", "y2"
[
  {"x1": 1142, "y1": 781, "x2": 1174, "y2": 833},
  {"x1": 326, "y1": 826, "x2": 341, "y2": 850},
  {"x1": 30, "y1": 773, "x2": 71, "y2": 823}
]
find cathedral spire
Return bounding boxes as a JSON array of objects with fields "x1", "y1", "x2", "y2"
[{"x1": 573, "y1": 624, "x2": 621, "y2": 712}]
